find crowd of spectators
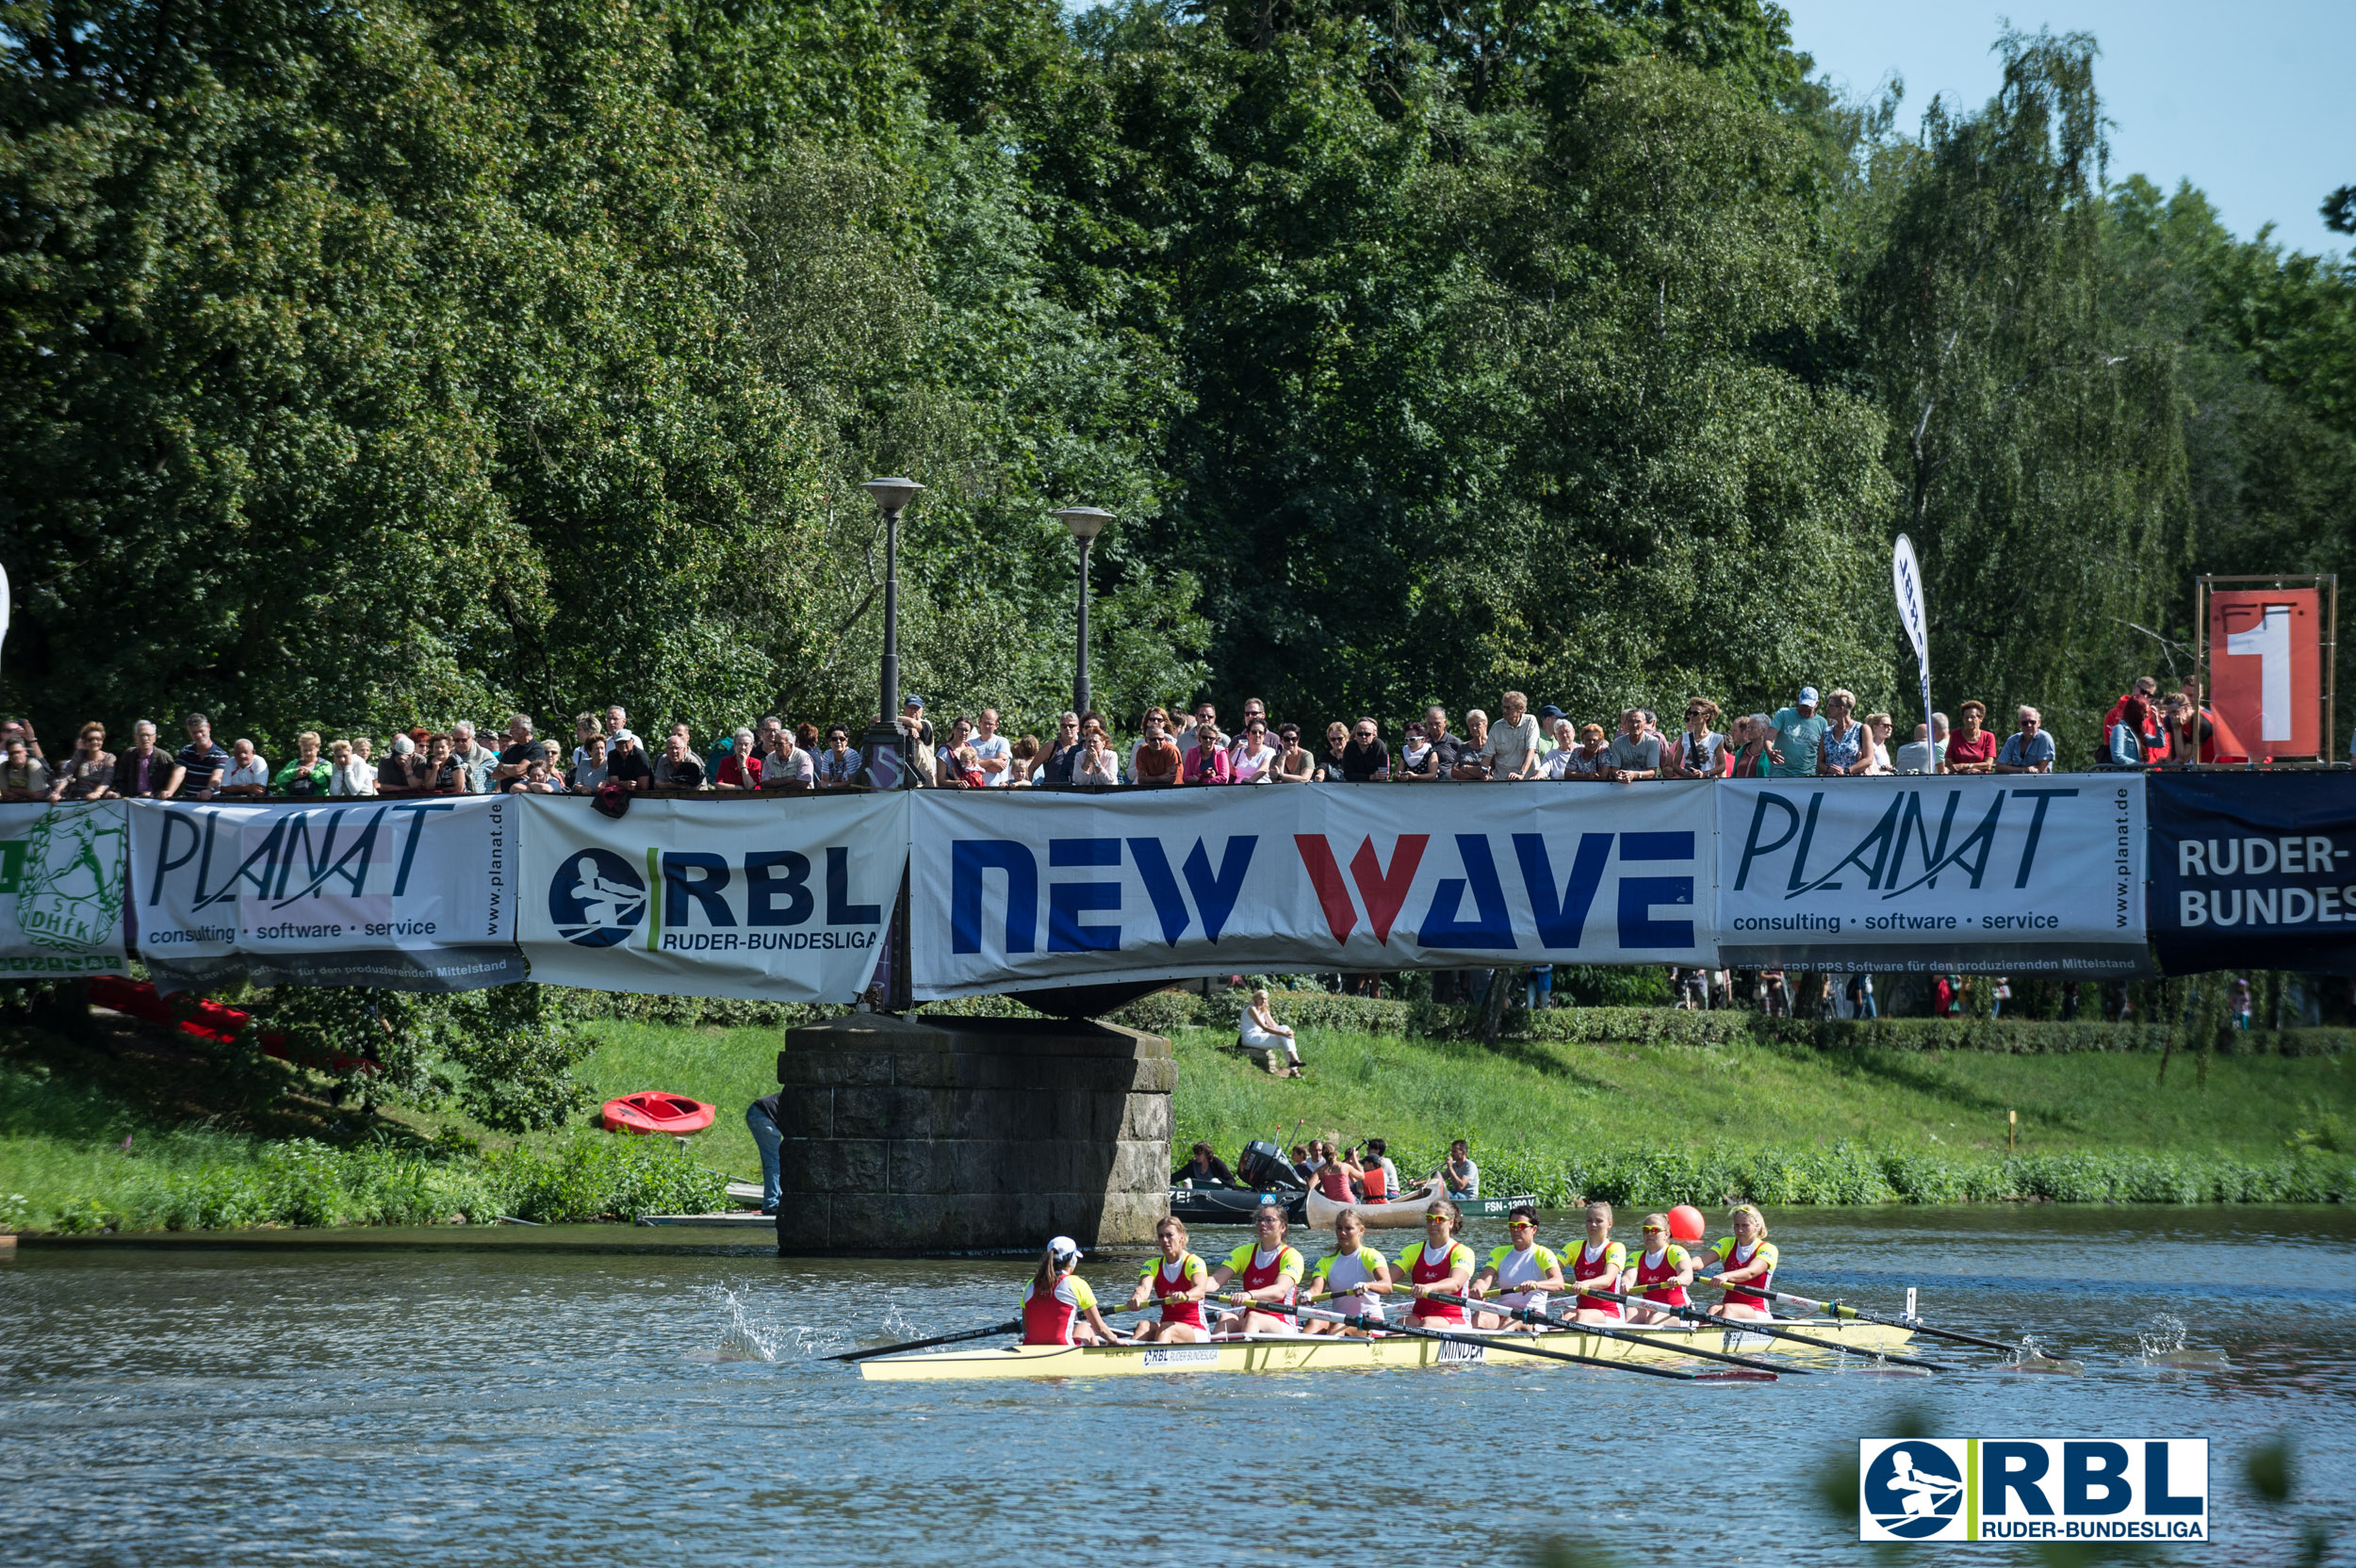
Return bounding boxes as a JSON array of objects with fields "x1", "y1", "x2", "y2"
[{"x1": 0, "y1": 671, "x2": 2233, "y2": 806}]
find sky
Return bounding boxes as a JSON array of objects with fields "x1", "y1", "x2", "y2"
[{"x1": 1784, "y1": 0, "x2": 2353, "y2": 258}]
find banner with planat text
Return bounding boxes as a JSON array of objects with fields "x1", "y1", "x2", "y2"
[
  {"x1": 1715, "y1": 775, "x2": 2148, "y2": 974},
  {"x1": 514, "y1": 793, "x2": 907, "y2": 1001},
  {"x1": 908, "y1": 783, "x2": 1717, "y2": 1000},
  {"x1": 0, "y1": 802, "x2": 131, "y2": 977},
  {"x1": 2147, "y1": 773, "x2": 2356, "y2": 975},
  {"x1": 127, "y1": 796, "x2": 524, "y2": 993}
]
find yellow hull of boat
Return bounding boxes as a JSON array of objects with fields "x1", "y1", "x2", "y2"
[{"x1": 857, "y1": 1318, "x2": 1914, "y2": 1381}]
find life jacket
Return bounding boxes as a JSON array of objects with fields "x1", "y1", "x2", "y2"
[
  {"x1": 1362, "y1": 1162, "x2": 1390, "y2": 1202},
  {"x1": 1316, "y1": 1163, "x2": 1354, "y2": 1202},
  {"x1": 1400, "y1": 1240, "x2": 1472, "y2": 1324},
  {"x1": 1571, "y1": 1240, "x2": 1626, "y2": 1318},
  {"x1": 1021, "y1": 1273, "x2": 1092, "y2": 1346},
  {"x1": 1143, "y1": 1252, "x2": 1207, "y2": 1330},
  {"x1": 1710, "y1": 1237, "x2": 1777, "y2": 1311},
  {"x1": 1634, "y1": 1245, "x2": 1691, "y2": 1309}
]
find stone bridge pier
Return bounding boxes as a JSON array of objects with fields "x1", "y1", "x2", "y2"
[{"x1": 770, "y1": 1013, "x2": 1172, "y2": 1255}]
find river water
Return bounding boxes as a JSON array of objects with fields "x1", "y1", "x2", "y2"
[{"x1": 4, "y1": 1206, "x2": 2351, "y2": 1566}]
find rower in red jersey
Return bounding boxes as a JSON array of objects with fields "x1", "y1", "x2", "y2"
[
  {"x1": 1020, "y1": 1235, "x2": 1119, "y2": 1346},
  {"x1": 1204, "y1": 1202, "x2": 1305, "y2": 1334},
  {"x1": 1125, "y1": 1217, "x2": 1211, "y2": 1344},
  {"x1": 1566, "y1": 1200, "x2": 1628, "y2": 1324},
  {"x1": 1623, "y1": 1211, "x2": 1696, "y2": 1325},
  {"x1": 1703, "y1": 1205, "x2": 1779, "y2": 1321},
  {"x1": 1395, "y1": 1200, "x2": 1476, "y2": 1326}
]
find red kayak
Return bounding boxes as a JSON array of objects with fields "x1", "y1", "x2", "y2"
[{"x1": 601, "y1": 1091, "x2": 716, "y2": 1135}]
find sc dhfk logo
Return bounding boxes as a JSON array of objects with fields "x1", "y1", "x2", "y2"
[{"x1": 549, "y1": 846, "x2": 878, "y2": 950}]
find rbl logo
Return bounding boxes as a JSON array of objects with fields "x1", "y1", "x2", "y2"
[
  {"x1": 549, "y1": 846, "x2": 878, "y2": 952},
  {"x1": 1858, "y1": 1438, "x2": 2208, "y2": 1543}
]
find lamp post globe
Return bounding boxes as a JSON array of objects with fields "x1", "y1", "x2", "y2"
[
  {"x1": 1055, "y1": 507, "x2": 1113, "y2": 717},
  {"x1": 861, "y1": 478, "x2": 924, "y2": 786}
]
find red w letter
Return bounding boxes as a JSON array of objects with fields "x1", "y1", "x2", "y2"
[
  {"x1": 1350, "y1": 835, "x2": 1428, "y2": 944},
  {"x1": 1293, "y1": 836, "x2": 1357, "y2": 943}
]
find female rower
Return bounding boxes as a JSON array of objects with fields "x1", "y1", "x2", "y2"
[
  {"x1": 1703, "y1": 1205, "x2": 1779, "y2": 1321},
  {"x1": 1126, "y1": 1217, "x2": 1211, "y2": 1343},
  {"x1": 1304, "y1": 1209, "x2": 1390, "y2": 1335},
  {"x1": 1205, "y1": 1202, "x2": 1306, "y2": 1335},
  {"x1": 1394, "y1": 1200, "x2": 1476, "y2": 1327},
  {"x1": 1469, "y1": 1204, "x2": 1563, "y2": 1331},
  {"x1": 1622, "y1": 1212, "x2": 1695, "y2": 1325},
  {"x1": 1021, "y1": 1234, "x2": 1119, "y2": 1347},
  {"x1": 1565, "y1": 1200, "x2": 1628, "y2": 1325}
]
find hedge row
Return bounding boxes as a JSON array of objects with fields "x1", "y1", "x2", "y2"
[{"x1": 13, "y1": 1132, "x2": 727, "y2": 1234}]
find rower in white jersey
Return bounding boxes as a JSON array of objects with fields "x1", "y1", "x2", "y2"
[
  {"x1": 1467, "y1": 1204, "x2": 1564, "y2": 1331},
  {"x1": 1303, "y1": 1208, "x2": 1392, "y2": 1336}
]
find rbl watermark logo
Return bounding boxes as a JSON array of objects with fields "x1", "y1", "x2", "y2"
[{"x1": 1860, "y1": 1438, "x2": 2208, "y2": 1543}]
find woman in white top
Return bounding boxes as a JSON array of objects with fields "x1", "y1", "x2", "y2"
[
  {"x1": 1238, "y1": 988, "x2": 1301, "y2": 1076},
  {"x1": 1072, "y1": 729, "x2": 1121, "y2": 786},
  {"x1": 327, "y1": 739, "x2": 377, "y2": 796},
  {"x1": 1668, "y1": 699, "x2": 1726, "y2": 777},
  {"x1": 1230, "y1": 718, "x2": 1280, "y2": 782},
  {"x1": 1469, "y1": 1206, "x2": 1566, "y2": 1331},
  {"x1": 1860, "y1": 712, "x2": 1895, "y2": 775},
  {"x1": 1305, "y1": 1209, "x2": 1391, "y2": 1335},
  {"x1": 1541, "y1": 718, "x2": 1583, "y2": 778}
]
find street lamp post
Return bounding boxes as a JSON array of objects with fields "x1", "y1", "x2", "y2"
[
  {"x1": 862, "y1": 479, "x2": 924, "y2": 752},
  {"x1": 859, "y1": 478, "x2": 923, "y2": 1019},
  {"x1": 1055, "y1": 507, "x2": 1112, "y2": 716}
]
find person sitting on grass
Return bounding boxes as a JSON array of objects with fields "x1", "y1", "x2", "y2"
[{"x1": 1239, "y1": 988, "x2": 1301, "y2": 1076}]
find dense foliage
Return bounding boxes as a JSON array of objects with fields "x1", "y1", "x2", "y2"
[{"x1": 5, "y1": 0, "x2": 2351, "y2": 748}]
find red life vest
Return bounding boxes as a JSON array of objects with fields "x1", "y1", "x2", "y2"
[
  {"x1": 1021, "y1": 1276, "x2": 1084, "y2": 1346},
  {"x1": 1316, "y1": 1163, "x2": 1353, "y2": 1202},
  {"x1": 1571, "y1": 1242, "x2": 1624, "y2": 1319},
  {"x1": 1406, "y1": 1242, "x2": 1469, "y2": 1325},
  {"x1": 1633, "y1": 1248, "x2": 1688, "y2": 1309},
  {"x1": 1150, "y1": 1255, "x2": 1206, "y2": 1330},
  {"x1": 1362, "y1": 1163, "x2": 1390, "y2": 1202}
]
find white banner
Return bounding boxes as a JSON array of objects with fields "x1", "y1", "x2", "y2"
[
  {"x1": 127, "y1": 797, "x2": 524, "y2": 992},
  {"x1": 1716, "y1": 776, "x2": 2147, "y2": 973},
  {"x1": 515, "y1": 793, "x2": 906, "y2": 1001},
  {"x1": 909, "y1": 783, "x2": 1717, "y2": 999},
  {"x1": 0, "y1": 802, "x2": 130, "y2": 976}
]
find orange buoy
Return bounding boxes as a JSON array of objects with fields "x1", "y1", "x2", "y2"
[{"x1": 1667, "y1": 1203, "x2": 1706, "y2": 1243}]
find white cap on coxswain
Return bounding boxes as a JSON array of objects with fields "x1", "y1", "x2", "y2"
[{"x1": 1048, "y1": 1235, "x2": 1083, "y2": 1263}]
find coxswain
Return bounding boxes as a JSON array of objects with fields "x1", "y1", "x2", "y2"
[
  {"x1": 1021, "y1": 1234, "x2": 1118, "y2": 1346},
  {"x1": 1126, "y1": 1217, "x2": 1211, "y2": 1343},
  {"x1": 1622, "y1": 1212, "x2": 1695, "y2": 1325},
  {"x1": 1468, "y1": 1204, "x2": 1563, "y2": 1331},
  {"x1": 1304, "y1": 1208, "x2": 1391, "y2": 1336},
  {"x1": 1204, "y1": 1201, "x2": 1306, "y2": 1334},
  {"x1": 1395, "y1": 1200, "x2": 1476, "y2": 1327},
  {"x1": 1702, "y1": 1205, "x2": 1779, "y2": 1321},
  {"x1": 1565, "y1": 1200, "x2": 1628, "y2": 1325}
]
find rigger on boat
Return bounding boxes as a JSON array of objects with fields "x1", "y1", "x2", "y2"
[{"x1": 852, "y1": 1204, "x2": 1926, "y2": 1383}]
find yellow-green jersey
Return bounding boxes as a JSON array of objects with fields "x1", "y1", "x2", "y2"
[
  {"x1": 1396, "y1": 1239, "x2": 1476, "y2": 1323},
  {"x1": 1484, "y1": 1243, "x2": 1561, "y2": 1307},
  {"x1": 1311, "y1": 1246, "x2": 1389, "y2": 1316},
  {"x1": 1223, "y1": 1242, "x2": 1305, "y2": 1304},
  {"x1": 1708, "y1": 1236, "x2": 1778, "y2": 1309}
]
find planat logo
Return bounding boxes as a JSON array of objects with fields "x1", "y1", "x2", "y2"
[
  {"x1": 549, "y1": 849, "x2": 647, "y2": 946},
  {"x1": 1861, "y1": 1441, "x2": 1967, "y2": 1540}
]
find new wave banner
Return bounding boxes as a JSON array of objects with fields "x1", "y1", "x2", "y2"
[
  {"x1": 127, "y1": 797, "x2": 524, "y2": 992},
  {"x1": 515, "y1": 794, "x2": 907, "y2": 1001},
  {"x1": 908, "y1": 784, "x2": 1717, "y2": 1000},
  {"x1": 0, "y1": 802, "x2": 130, "y2": 977},
  {"x1": 1715, "y1": 776, "x2": 2148, "y2": 974},
  {"x1": 2148, "y1": 773, "x2": 2356, "y2": 975}
]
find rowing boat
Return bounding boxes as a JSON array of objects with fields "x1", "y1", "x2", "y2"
[
  {"x1": 856, "y1": 1315, "x2": 1913, "y2": 1381},
  {"x1": 1301, "y1": 1183, "x2": 1540, "y2": 1230}
]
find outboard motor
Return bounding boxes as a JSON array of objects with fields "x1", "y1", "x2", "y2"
[{"x1": 1236, "y1": 1140, "x2": 1301, "y2": 1191}]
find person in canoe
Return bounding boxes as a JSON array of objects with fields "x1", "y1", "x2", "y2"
[
  {"x1": 1022, "y1": 1235, "x2": 1119, "y2": 1347},
  {"x1": 1125, "y1": 1217, "x2": 1212, "y2": 1344},
  {"x1": 1395, "y1": 1200, "x2": 1477, "y2": 1328},
  {"x1": 1565, "y1": 1200, "x2": 1628, "y2": 1325},
  {"x1": 1701, "y1": 1205, "x2": 1778, "y2": 1321},
  {"x1": 1206, "y1": 1201, "x2": 1306, "y2": 1335},
  {"x1": 1468, "y1": 1204, "x2": 1563, "y2": 1331},
  {"x1": 1312, "y1": 1142, "x2": 1361, "y2": 1205},
  {"x1": 1304, "y1": 1208, "x2": 1391, "y2": 1335},
  {"x1": 1622, "y1": 1212, "x2": 1696, "y2": 1325}
]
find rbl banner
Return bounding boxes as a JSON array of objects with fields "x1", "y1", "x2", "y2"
[
  {"x1": 2147, "y1": 772, "x2": 2356, "y2": 975},
  {"x1": 515, "y1": 794, "x2": 906, "y2": 1001},
  {"x1": 1859, "y1": 1437, "x2": 2206, "y2": 1544},
  {"x1": 2208, "y1": 587, "x2": 2322, "y2": 760},
  {"x1": 908, "y1": 784, "x2": 1716, "y2": 999}
]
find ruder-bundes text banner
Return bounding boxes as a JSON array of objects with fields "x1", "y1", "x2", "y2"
[
  {"x1": 0, "y1": 803, "x2": 130, "y2": 976},
  {"x1": 515, "y1": 793, "x2": 907, "y2": 1001},
  {"x1": 908, "y1": 784, "x2": 1715, "y2": 1000},
  {"x1": 2148, "y1": 773, "x2": 2356, "y2": 976},
  {"x1": 127, "y1": 797, "x2": 523, "y2": 993},
  {"x1": 1715, "y1": 776, "x2": 2148, "y2": 974}
]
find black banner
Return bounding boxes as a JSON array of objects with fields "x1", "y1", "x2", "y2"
[{"x1": 2148, "y1": 774, "x2": 2356, "y2": 975}]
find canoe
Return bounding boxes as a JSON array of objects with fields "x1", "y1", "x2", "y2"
[
  {"x1": 858, "y1": 1316, "x2": 1915, "y2": 1382},
  {"x1": 601, "y1": 1091, "x2": 716, "y2": 1135},
  {"x1": 1168, "y1": 1186, "x2": 1306, "y2": 1226},
  {"x1": 1303, "y1": 1181, "x2": 1539, "y2": 1230}
]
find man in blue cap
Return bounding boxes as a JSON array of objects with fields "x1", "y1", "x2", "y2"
[{"x1": 1769, "y1": 686, "x2": 1827, "y2": 778}]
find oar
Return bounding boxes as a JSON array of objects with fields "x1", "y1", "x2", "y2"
[
  {"x1": 827, "y1": 1299, "x2": 1161, "y2": 1363},
  {"x1": 1583, "y1": 1287, "x2": 1947, "y2": 1373},
  {"x1": 1255, "y1": 1299, "x2": 1774, "y2": 1383},
  {"x1": 1707, "y1": 1282, "x2": 2022, "y2": 1353},
  {"x1": 1425, "y1": 1293, "x2": 1805, "y2": 1376}
]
